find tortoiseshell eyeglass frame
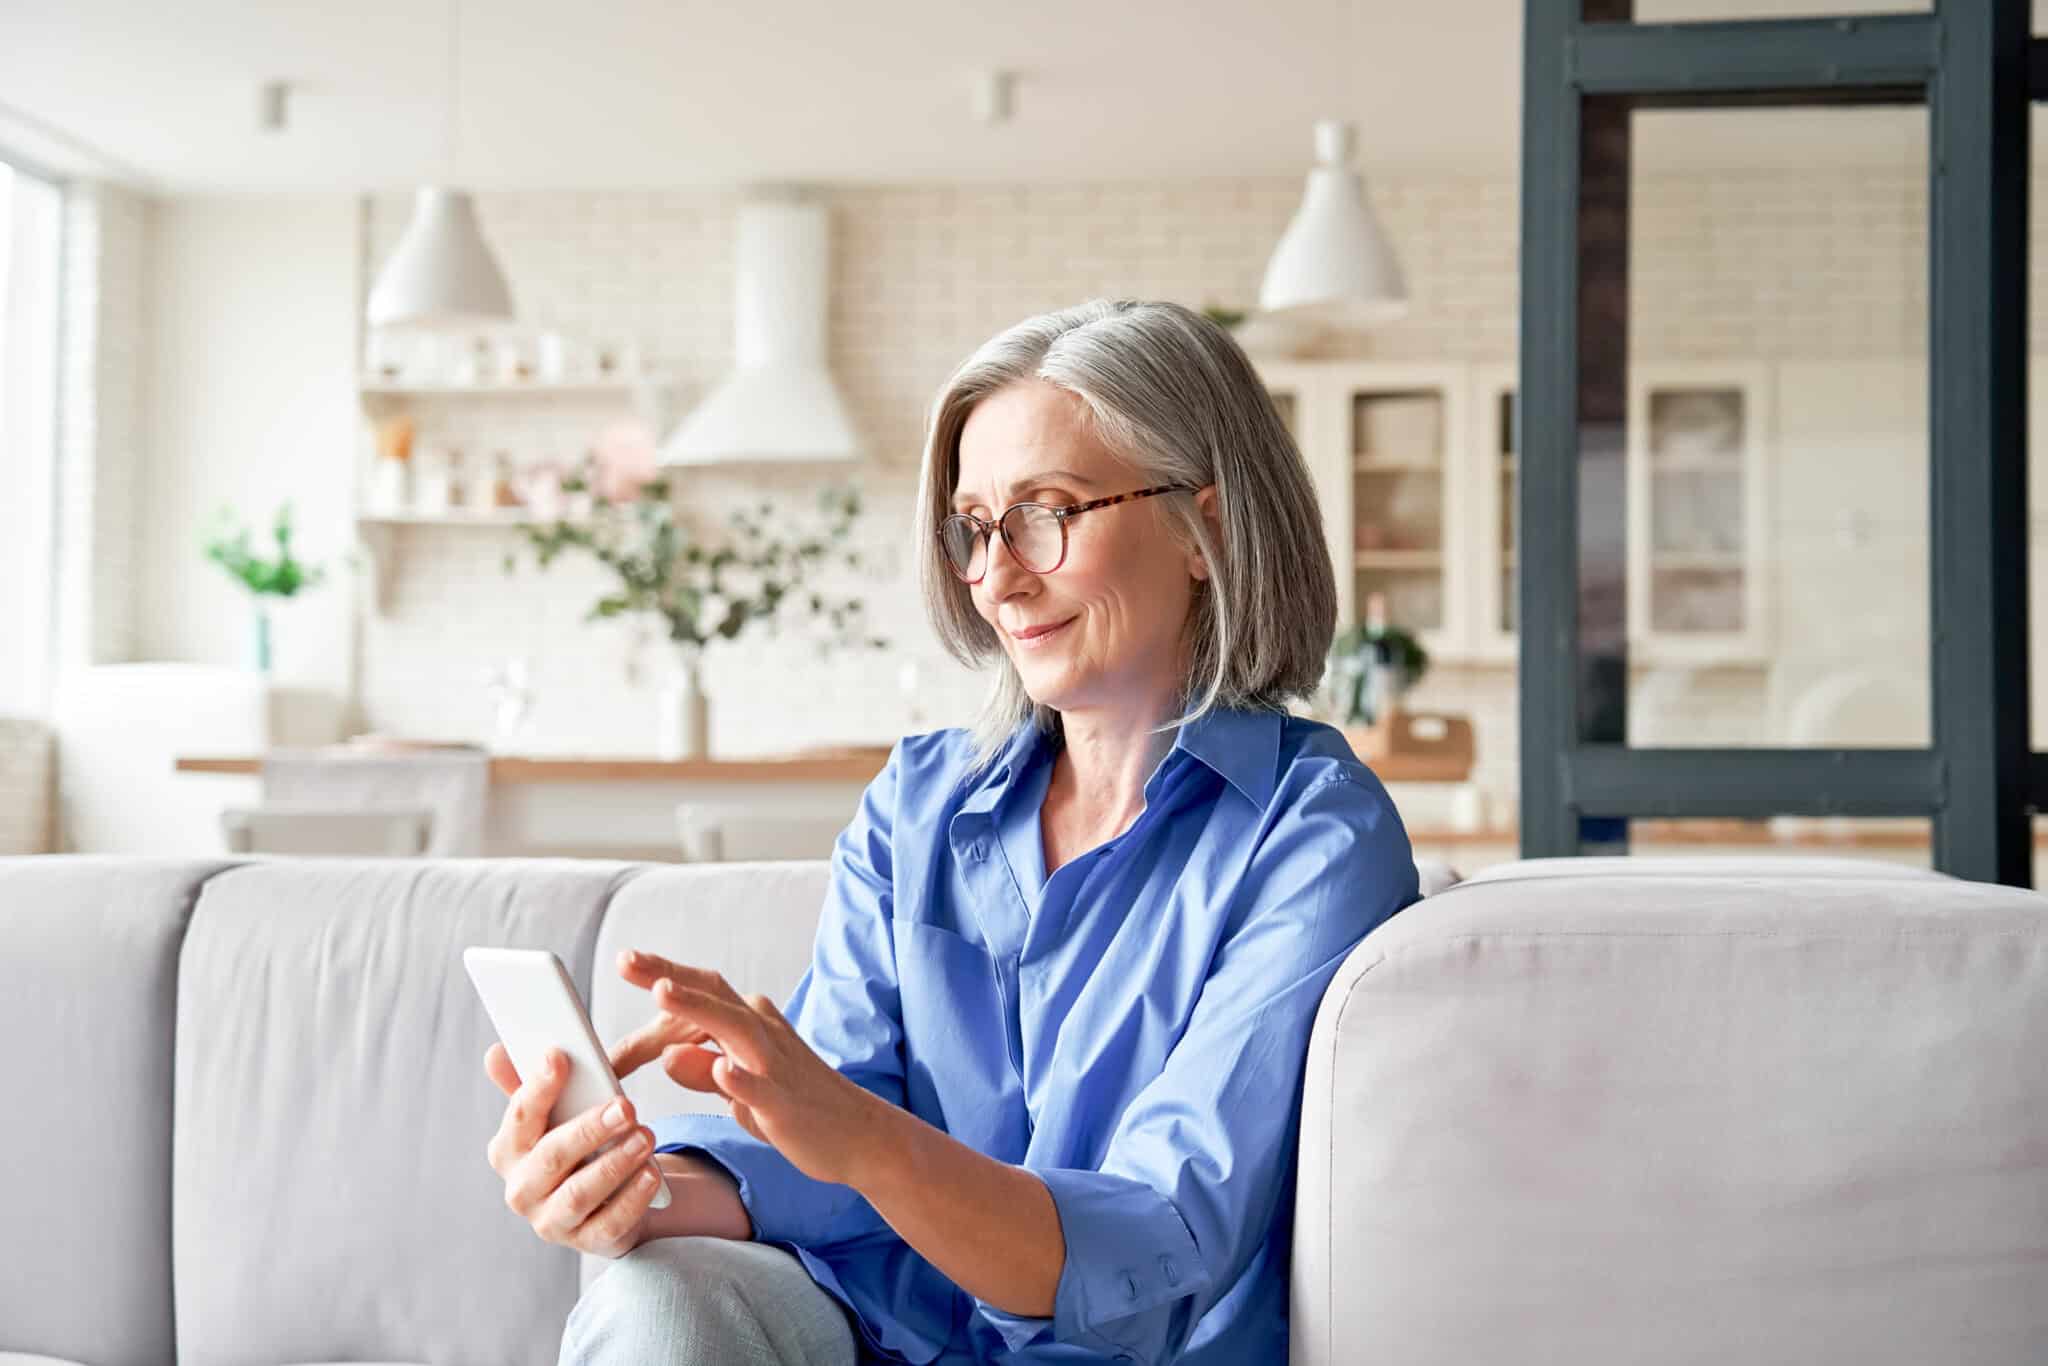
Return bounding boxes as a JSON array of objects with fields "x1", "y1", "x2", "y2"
[{"x1": 938, "y1": 483, "x2": 1199, "y2": 583}]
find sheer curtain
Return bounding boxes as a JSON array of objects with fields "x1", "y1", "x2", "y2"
[{"x1": 0, "y1": 158, "x2": 63, "y2": 719}]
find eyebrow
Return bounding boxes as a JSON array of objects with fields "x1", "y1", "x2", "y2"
[{"x1": 952, "y1": 468, "x2": 1095, "y2": 508}]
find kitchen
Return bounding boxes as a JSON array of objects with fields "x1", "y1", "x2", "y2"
[{"x1": 3, "y1": 2, "x2": 2045, "y2": 876}]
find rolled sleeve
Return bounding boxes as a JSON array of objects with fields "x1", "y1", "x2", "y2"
[
  {"x1": 976, "y1": 1167, "x2": 1209, "y2": 1354},
  {"x1": 650, "y1": 1116, "x2": 875, "y2": 1247}
]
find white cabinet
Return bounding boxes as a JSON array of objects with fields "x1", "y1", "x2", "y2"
[
  {"x1": 1258, "y1": 357, "x2": 1771, "y2": 665},
  {"x1": 1626, "y1": 363, "x2": 1772, "y2": 664},
  {"x1": 1258, "y1": 361, "x2": 1473, "y2": 660}
]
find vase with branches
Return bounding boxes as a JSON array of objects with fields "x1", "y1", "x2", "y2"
[{"x1": 503, "y1": 464, "x2": 886, "y2": 758}]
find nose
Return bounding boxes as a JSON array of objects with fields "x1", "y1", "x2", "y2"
[{"x1": 978, "y1": 521, "x2": 1036, "y2": 599}]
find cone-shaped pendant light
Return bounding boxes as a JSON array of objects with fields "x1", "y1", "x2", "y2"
[
  {"x1": 366, "y1": 187, "x2": 512, "y2": 329},
  {"x1": 364, "y1": 0, "x2": 513, "y2": 331},
  {"x1": 1259, "y1": 120, "x2": 1405, "y2": 325}
]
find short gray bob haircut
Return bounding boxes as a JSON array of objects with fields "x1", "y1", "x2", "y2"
[{"x1": 915, "y1": 298, "x2": 1337, "y2": 771}]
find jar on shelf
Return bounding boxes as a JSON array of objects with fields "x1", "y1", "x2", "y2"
[
  {"x1": 414, "y1": 446, "x2": 453, "y2": 514},
  {"x1": 489, "y1": 451, "x2": 521, "y2": 508},
  {"x1": 444, "y1": 447, "x2": 470, "y2": 509}
]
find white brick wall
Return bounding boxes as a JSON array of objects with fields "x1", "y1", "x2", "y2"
[{"x1": 347, "y1": 167, "x2": 1974, "y2": 779}]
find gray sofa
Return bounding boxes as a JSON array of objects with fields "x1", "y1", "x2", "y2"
[{"x1": 2, "y1": 852, "x2": 2044, "y2": 1366}]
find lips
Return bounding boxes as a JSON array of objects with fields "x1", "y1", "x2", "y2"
[{"x1": 1008, "y1": 616, "x2": 1075, "y2": 644}]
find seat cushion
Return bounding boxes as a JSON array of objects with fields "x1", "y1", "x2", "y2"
[
  {"x1": 1294, "y1": 868, "x2": 2048, "y2": 1366},
  {"x1": 171, "y1": 857, "x2": 642, "y2": 1366},
  {"x1": 0, "y1": 856, "x2": 233, "y2": 1366}
]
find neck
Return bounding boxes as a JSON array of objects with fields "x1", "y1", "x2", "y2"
[{"x1": 1046, "y1": 689, "x2": 1183, "y2": 834}]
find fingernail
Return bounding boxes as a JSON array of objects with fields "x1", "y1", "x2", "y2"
[
  {"x1": 625, "y1": 1131, "x2": 651, "y2": 1156},
  {"x1": 604, "y1": 1099, "x2": 628, "y2": 1127}
]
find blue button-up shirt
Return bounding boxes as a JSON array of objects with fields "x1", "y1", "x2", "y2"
[{"x1": 650, "y1": 705, "x2": 1419, "y2": 1364}]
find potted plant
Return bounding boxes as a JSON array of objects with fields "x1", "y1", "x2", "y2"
[
  {"x1": 503, "y1": 464, "x2": 886, "y2": 759},
  {"x1": 1325, "y1": 592, "x2": 1429, "y2": 727},
  {"x1": 202, "y1": 502, "x2": 330, "y2": 674}
]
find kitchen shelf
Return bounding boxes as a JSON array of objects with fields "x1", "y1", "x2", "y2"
[
  {"x1": 1352, "y1": 458, "x2": 1444, "y2": 474},
  {"x1": 357, "y1": 376, "x2": 661, "y2": 398},
  {"x1": 357, "y1": 509, "x2": 594, "y2": 528},
  {"x1": 1354, "y1": 550, "x2": 1445, "y2": 569}
]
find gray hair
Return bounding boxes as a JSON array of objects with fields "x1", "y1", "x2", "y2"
[{"x1": 915, "y1": 298, "x2": 1337, "y2": 772}]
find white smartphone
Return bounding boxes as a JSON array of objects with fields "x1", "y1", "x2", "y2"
[{"x1": 463, "y1": 946, "x2": 671, "y2": 1211}]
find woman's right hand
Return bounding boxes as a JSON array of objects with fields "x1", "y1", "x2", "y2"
[{"x1": 483, "y1": 1043, "x2": 665, "y2": 1259}]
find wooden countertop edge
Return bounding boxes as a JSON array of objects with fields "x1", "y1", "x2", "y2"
[{"x1": 174, "y1": 754, "x2": 889, "y2": 783}]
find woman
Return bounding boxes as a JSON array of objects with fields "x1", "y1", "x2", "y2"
[{"x1": 484, "y1": 299, "x2": 1420, "y2": 1365}]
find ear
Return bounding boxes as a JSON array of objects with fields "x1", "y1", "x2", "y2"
[{"x1": 1188, "y1": 484, "x2": 1220, "y2": 582}]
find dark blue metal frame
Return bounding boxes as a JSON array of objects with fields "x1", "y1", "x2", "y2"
[{"x1": 1519, "y1": 3, "x2": 2035, "y2": 885}]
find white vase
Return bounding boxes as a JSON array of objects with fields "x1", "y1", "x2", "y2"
[{"x1": 656, "y1": 648, "x2": 709, "y2": 760}]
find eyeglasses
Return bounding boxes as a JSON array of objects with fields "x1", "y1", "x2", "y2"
[{"x1": 938, "y1": 484, "x2": 1197, "y2": 583}]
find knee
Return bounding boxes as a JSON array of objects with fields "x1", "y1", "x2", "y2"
[{"x1": 558, "y1": 1237, "x2": 781, "y2": 1366}]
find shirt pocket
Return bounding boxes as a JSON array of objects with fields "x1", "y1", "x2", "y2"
[{"x1": 891, "y1": 918, "x2": 1026, "y2": 1156}]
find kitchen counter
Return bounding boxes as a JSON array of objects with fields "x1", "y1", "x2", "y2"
[
  {"x1": 173, "y1": 746, "x2": 891, "y2": 860},
  {"x1": 174, "y1": 748, "x2": 891, "y2": 784}
]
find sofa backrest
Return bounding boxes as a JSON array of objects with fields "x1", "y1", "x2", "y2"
[
  {"x1": 1292, "y1": 859, "x2": 2048, "y2": 1366},
  {"x1": 0, "y1": 856, "x2": 232, "y2": 1366},
  {"x1": 169, "y1": 857, "x2": 639, "y2": 1366}
]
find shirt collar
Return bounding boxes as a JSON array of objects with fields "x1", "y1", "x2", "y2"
[
  {"x1": 957, "y1": 719, "x2": 1051, "y2": 817},
  {"x1": 957, "y1": 705, "x2": 1283, "y2": 817},
  {"x1": 1166, "y1": 704, "x2": 1283, "y2": 809}
]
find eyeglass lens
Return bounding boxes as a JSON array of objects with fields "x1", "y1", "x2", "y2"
[{"x1": 941, "y1": 504, "x2": 1063, "y2": 578}]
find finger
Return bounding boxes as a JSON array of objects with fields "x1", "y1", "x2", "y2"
[
  {"x1": 489, "y1": 1047, "x2": 569, "y2": 1177},
  {"x1": 710, "y1": 1052, "x2": 769, "y2": 1106},
  {"x1": 534, "y1": 1124, "x2": 655, "y2": 1242},
  {"x1": 568, "y1": 1158, "x2": 665, "y2": 1256},
  {"x1": 662, "y1": 1042, "x2": 730, "y2": 1095},
  {"x1": 653, "y1": 979, "x2": 768, "y2": 1071},
  {"x1": 618, "y1": 950, "x2": 747, "y2": 1006},
  {"x1": 607, "y1": 1010, "x2": 713, "y2": 1079},
  {"x1": 507, "y1": 1092, "x2": 636, "y2": 1215},
  {"x1": 729, "y1": 1098, "x2": 767, "y2": 1144},
  {"x1": 485, "y1": 1042, "x2": 520, "y2": 1097}
]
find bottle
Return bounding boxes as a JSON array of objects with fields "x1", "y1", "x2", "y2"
[{"x1": 1363, "y1": 590, "x2": 1395, "y2": 725}]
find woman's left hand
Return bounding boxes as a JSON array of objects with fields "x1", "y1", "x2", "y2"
[{"x1": 611, "y1": 949, "x2": 885, "y2": 1188}]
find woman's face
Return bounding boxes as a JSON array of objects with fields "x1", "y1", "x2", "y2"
[{"x1": 952, "y1": 380, "x2": 1210, "y2": 716}]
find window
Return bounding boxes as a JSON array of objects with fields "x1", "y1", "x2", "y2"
[{"x1": 0, "y1": 158, "x2": 63, "y2": 718}]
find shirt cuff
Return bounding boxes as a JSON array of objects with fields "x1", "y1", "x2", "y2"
[
  {"x1": 975, "y1": 1166, "x2": 1209, "y2": 1354},
  {"x1": 649, "y1": 1111, "x2": 870, "y2": 1247}
]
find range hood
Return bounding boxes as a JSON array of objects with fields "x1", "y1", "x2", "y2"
[{"x1": 658, "y1": 197, "x2": 860, "y2": 466}]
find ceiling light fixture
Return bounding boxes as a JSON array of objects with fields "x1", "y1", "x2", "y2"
[
  {"x1": 1258, "y1": 118, "x2": 1406, "y2": 327},
  {"x1": 364, "y1": 0, "x2": 513, "y2": 331}
]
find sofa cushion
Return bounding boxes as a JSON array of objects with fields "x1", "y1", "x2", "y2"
[
  {"x1": 170, "y1": 857, "x2": 641, "y2": 1366},
  {"x1": 1292, "y1": 867, "x2": 2048, "y2": 1365},
  {"x1": 0, "y1": 856, "x2": 233, "y2": 1366}
]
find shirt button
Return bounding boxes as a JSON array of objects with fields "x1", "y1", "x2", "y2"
[
  {"x1": 1123, "y1": 1272, "x2": 1140, "y2": 1301},
  {"x1": 1159, "y1": 1254, "x2": 1179, "y2": 1286},
  {"x1": 969, "y1": 840, "x2": 987, "y2": 860}
]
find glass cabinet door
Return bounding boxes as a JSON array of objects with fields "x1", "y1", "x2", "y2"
[
  {"x1": 1344, "y1": 374, "x2": 1460, "y2": 650},
  {"x1": 1626, "y1": 365, "x2": 1770, "y2": 662}
]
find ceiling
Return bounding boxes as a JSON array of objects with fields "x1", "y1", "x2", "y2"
[{"x1": 0, "y1": 0, "x2": 2010, "y2": 194}]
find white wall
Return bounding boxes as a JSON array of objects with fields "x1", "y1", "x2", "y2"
[{"x1": 139, "y1": 194, "x2": 359, "y2": 698}]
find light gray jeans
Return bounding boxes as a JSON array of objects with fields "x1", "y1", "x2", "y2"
[{"x1": 559, "y1": 1236, "x2": 860, "y2": 1366}]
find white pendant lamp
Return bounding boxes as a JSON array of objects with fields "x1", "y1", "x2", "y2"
[
  {"x1": 364, "y1": 0, "x2": 513, "y2": 331},
  {"x1": 1259, "y1": 120, "x2": 1406, "y2": 326}
]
